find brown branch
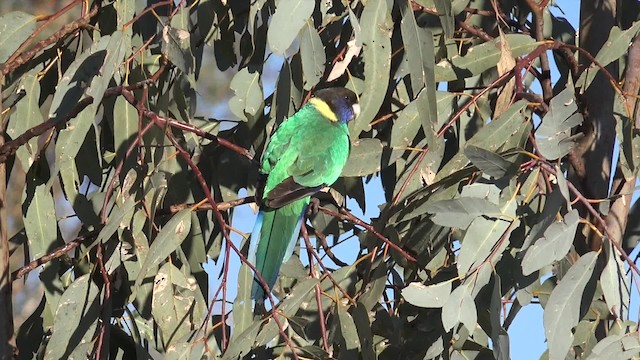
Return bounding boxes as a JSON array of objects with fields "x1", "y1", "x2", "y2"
[
  {"x1": 0, "y1": 78, "x2": 157, "y2": 164},
  {"x1": 319, "y1": 206, "x2": 417, "y2": 263},
  {"x1": 538, "y1": 162, "x2": 640, "y2": 277},
  {"x1": 12, "y1": 230, "x2": 99, "y2": 281},
  {"x1": 525, "y1": 0, "x2": 553, "y2": 102},
  {"x1": 0, "y1": 81, "x2": 14, "y2": 358},
  {"x1": 123, "y1": 0, "x2": 174, "y2": 29},
  {"x1": 3, "y1": 0, "x2": 84, "y2": 67},
  {"x1": 1, "y1": 3, "x2": 100, "y2": 76},
  {"x1": 94, "y1": 243, "x2": 111, "y2": 359},
  {"x1": 301, "y1": 224, "x2": 331, "y2": 356},
  {"x1": 312, "y1": 227, "x2": 348, "y2": 267},
  {"x1": 164, "y1": 196, "x2": 255, "y2": 215},
  {"x1": 605, "y1": 35, "x2": 640, "y2": 249}
]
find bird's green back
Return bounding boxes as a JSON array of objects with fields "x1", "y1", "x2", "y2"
[{"x1": 261, "y1": 103, "x2": 351, "y2": 208}]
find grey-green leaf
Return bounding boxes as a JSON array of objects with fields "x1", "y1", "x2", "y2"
[
  {"x1": 229, "y1": 68, "x2": 264, "y2": 121},
  {"x1": 435, "y1": 35, "x2": 539, "y2": 82},
  {"x1": 8, "y1": 71, "x2": 42, "y2": 170},
  {"x1": 521, "y1": 209, "x2": 579, "y2": 276},
  {"x1": 135, "y1": 209, "x2": 192, "y2": 290},
  {"x1": 267, "y1": 0, "x2": 315, "y2": 54},
  {"x1": 600, "y1": 240, "x2": 630, "y2": 318},
  {"x1": 464, "y1": 145, "x2": 514, "y2": 178},
  {"x1": 441, "y1": 285, "x2": 477, "y2": 334},
  {"x1": 544, "y1": 252, "x2": 597, "y2": 360},
  {"x1": 299, "y1": 20, "x2": 325, "y2": 90},
  {"x1": 152, "y1": 262, "x2": 207, "y2": 346},
  {"x1": 337, "y1": 302, "x2": 361, "y2": 354},
  {"x1": 163, "y1": 9, "x2": 196, "y2": 86},
  {"x1": 352, "y1": 0, "x2": 392, "y2": 136},
  {"x1": 457, "y1": 192, "x2": 518, "y2": 275},
  {"x1": 402, "y1": 281, "x2": 452, "y2": 308},
  {"x1": 536, "y1": 88, "x2": 584, "y2": 160},
  {"x1": 0, "y1": 11, "x2": 36, "y2": 63},
  {"x1": 436, "y1": 100, "x2": 528, "y2": 181},
  {"x1": 231, "y1": 264, "x2": 253, "y2": 340},
  {"x1": 44, "y1": 275, "x2": 100, "y2": 359},
  {"x1": 425, "y1": 197, "x2": 501, "y2": 229},
  {"x1": 23, "y1": 184, "x2": 57, "y2": 260},
  {"x1": 342, "y1": 138, "x2": 385, "y2": 177}
]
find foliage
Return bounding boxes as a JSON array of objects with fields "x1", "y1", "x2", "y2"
[{"x1": 1, "y1": 0, "x2": 640, "y2": 359}]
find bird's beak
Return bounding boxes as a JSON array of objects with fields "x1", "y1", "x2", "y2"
[{"x1": 352, "y1": 103, "x2": 361, "y2": 119}]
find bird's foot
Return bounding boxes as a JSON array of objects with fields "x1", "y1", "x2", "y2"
[{"x1": 307, "y1": 197, "x2": 321, "y2": 216}]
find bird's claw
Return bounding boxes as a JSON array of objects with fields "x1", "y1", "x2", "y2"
[{"x1": 307, "y1": 197, "x2": 321, "y2": 216}]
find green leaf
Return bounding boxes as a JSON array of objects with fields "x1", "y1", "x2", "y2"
[
  {"x1": 399, "y1": 1, "x2": 438, "y2": 142},
  {"x1": 434, "y1": 0, "x2": 454, "y2": 38},
  {"x1": 113, "y1": 95, "x2": 137, "y2": 157},
  {"x1": 614, "y1": 91, "x2": 640, "y2": 178},
  {"x1": 457, "y1": 187, "x2": 518, "y2": 275},
  {"x1": 425, "y1": 197, "x2": 501, "y2": 229},
  {"x1": 358, "y1": 260, "x2": 388, "y2": 310},
  {"x1": 54, "y1": 32, "x2": 127, "y2": 202},
  {"x1": 135, "y1": 209, "x2": 193, "y2": 290},
  {"x1": 163, "y1": 9, "x2": 196, "y2": 87},
  {"x1": 587, "y1": 334, "x2": 640, "y2": 360},
  {"x1": 390, "y1": 91, "x2": 454, "y2": 152},
  {"x1": 435, "y1": 35, "x2": 539, "y2": 82},
  {"x1": 8, "y1": 71, "x2": 42, "y2": 171},
  {"x1": 353, "y1": 303, "x2": 376, "y2": 359},
  {"x1": 221, "y1": 321, "x2": 261, "y2": 360},
  {"x1": 299, "y1": 20, "x2": 325, "y2": 90},
  {"x1": 490, "y1": 274, "x2": 510, "y2": 360},
  {"x1": 351, "y1": 0, "x2": 392, "y2": 136},
  {"x1": 44, "y1": 275, "x2": 100, "y2": 359},
  {"x1": 464, "y1": 145, "x2": 514, "y2": 178},
  {"x1": 402, "y1": 281, "x2": 452, "y2": 308},
  {"x1": 441, "y1": 285, "x2": 477, "y2": 334},
  {"x1": 601, "y1": 240, "x2": 630, "y2": 318},
  {"x1": 152, "y1": 262, "x2": 207, "y2": 346},
  {"x1": 267, "y1": 0, "x2": 315, "y2": 54},
  {"x1": 342, "y1": 138, "x2": 385, "y2": 177},
  {"x1": 578, "y1": 20, "x2": 640, "y2": 90},
  {"x1": 536, "y1": 88, "x2": 583, "y2": 160},
  {"x1": 229, "y1": 68, "x2": 264, "y2": 121},
  {"x1": 231, "y1": 264, "x2": 253, "y2": 340},
  {"x1": 521, "y1": 210, "x2": 579, "y2": 276},
  {"x1": 23, "y1": 184, "x2": 57, "y2": 260},
  {"x1": 0, "y1": 11, "x2": 36, "y2": 63},
  {"x1": 544, "y1": 252, "x2": 597, "y2": 360},
  {"x1": 436, "y1": 100, "x2": 528, "y2": 181},
  {"x1": 337, "y1": 302, "x2": 361, "y2": 355},
  {"x1": 255, "y1": 278, "x2": 319, "y2": 347}
]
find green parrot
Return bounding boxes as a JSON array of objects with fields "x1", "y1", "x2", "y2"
[{"x1": 248, "y1": 87, "x2": 360, "y2": 300}]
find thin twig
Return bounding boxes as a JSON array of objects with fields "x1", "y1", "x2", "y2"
[
  {"x1": 319, "y1": 206, "x2": 417, "y2": 263},
  {"x1": 12, "y1": 230, "x2": 100, "y2": 281}
]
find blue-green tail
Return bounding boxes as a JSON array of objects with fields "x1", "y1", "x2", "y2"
[{"x1": 248, "y1": 199, "x2": 308, "y2": 300}]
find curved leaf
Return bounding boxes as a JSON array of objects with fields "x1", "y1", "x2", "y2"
[{"x1": 544, "y1": 252, "x2": 598, "y2": 360}]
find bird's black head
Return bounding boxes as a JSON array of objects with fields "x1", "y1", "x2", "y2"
[{"x1": 310, "y1": 87, "x2": 360, "y2": 124}]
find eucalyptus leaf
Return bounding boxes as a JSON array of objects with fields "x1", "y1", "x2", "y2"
[{"x1": 544, "y1": 252, "x2": 598, "y2": 360}]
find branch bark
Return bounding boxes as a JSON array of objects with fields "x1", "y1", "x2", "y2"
[
  {"x1": 572, "y1": 0, "x2": 618, "y2": 252},
  {"x1": 0, "y1": 83, "x2": 15, "y2": 359}
]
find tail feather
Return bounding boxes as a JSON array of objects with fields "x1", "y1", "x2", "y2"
[{"x1": 248, "y1": 199, "x2": 308, "y2": 300}]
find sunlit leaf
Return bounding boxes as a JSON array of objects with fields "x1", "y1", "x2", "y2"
[
  {"x1": 0, "y1": 11, "x2": 36, "y2": 63},
  {"x1": 402, "y1": 281, "x2": 452, "y2": 308},
  {"x1": 544, "y1": 252, "x2": 597, "y2": 360},
  {"x1": 267, "y1": 0, "x2": 315, "y2": 54}
]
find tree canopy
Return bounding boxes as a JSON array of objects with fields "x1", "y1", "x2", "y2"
[{"x1": 1, "y1": 0, "x2": 640, "y2": 359}]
